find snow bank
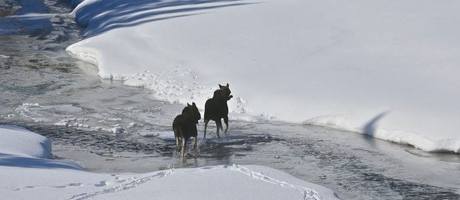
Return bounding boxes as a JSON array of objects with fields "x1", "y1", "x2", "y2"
[
  {"x1": 67, "y1": 0, "x2": 460, "y2": 153},
  {"x1": 0, "y1": 164, "x2": 339, "y2": 200},
  {"x1": 303, "y1": 115, "x2": 358, "y2": 133},
  {"x1": 369, "y1": 129, "x2": 460, "y2": 153},
  {"x1": 70, "y1": 0, "x2": 94, "y2": 10},
  {"x1": 303, "y1": 115, "x2": 460, "y2": 153},
  {"x1": 0, "y1": 125, "x2": 339, "y2": 199},
  {"x1": 0, "y1": 125, "x2": 51, "y2": 158}
]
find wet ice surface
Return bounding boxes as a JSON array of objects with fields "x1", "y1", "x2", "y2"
[{"x1": 1, "y1": 1, "x2": 460, "y2": 200}]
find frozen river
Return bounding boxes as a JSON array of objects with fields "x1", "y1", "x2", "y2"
[{"x1": 1, "y1": 0, "x2": 460, "y2": 199}]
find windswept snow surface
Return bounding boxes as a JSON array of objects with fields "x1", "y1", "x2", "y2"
[{"x1": 67, "y1": 0, "x2": 460, "y2": 153}]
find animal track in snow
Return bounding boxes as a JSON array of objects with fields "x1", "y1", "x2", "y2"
[
  {"x1": 94, "y1": 181, "x2": 107, "y2": 187},
  {"x1": 67, "y1": 169, "x2": 173, "y2": 200},
  {"x1": 123, "y1": 67, "x2": 214, "y2": 106},
  {"x1": 229, "y1": 164, "x2": 321, "y2": 200},
  {"x1": 13, "y1": 183, "x2": 83, "y2": 191}
]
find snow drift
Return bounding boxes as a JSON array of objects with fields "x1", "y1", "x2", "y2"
[
  {"x1": 0, "y1": 125, "x2": 83, "y2": 170},
  {"x1": 67, "y1": 0, "x2": 460, "y2": 153},
  {"x1": 0, "y1": 125, "x2": 51, "y2": 158}
]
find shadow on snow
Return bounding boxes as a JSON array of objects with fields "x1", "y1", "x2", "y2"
[
  {"x1": 75, "y1": 0, "x2": 254, "y2": 38},
  {"x1": 0, "y1": 153, "x2": 83, "y2": 170}
]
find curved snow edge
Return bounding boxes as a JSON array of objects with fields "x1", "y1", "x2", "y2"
[
  {"x1": 66, "y1": 43, "x2": 460, "y2": 155},
  {"x1": 0, "y1": 125, "x2": 51, "y2": 158},
  {"x1": 303, "y1": 115, "x2": 460, "y2": 154},
  {"x1": 70, "y1": 0, "x2": 96, "y2": 16}
]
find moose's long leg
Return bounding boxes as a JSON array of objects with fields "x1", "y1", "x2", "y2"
[
  {"x1": 193, "y1": 136, "x2": 198, "y2": 149},
  {"x1": 173, "y1": 128, "x2": 180, "y2": 148},
  {"x1": 203, "y1": 119, "x2": 209, "y2": 139},
  {"x1": 219, "y1": 120, "x2": 224, "y2": 131},
  {"x1": 223, "y1": 116, "x2": 229, "y2": 134},
  {"x1": 216, "y1": 119, "x2": 222, "y2": 139},
  {"x1": 181, "y1": 137, "x2": 187, "y2": 162}
]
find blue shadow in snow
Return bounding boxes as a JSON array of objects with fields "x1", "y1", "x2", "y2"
[
  {"x1": 0, "y1": 125, "x2": 29, "y2": 131},
  {"x1": 0, "y1": 153, "x2": 83, "y2": 170},
  {"x1": 362, "y1": 111, "x2": 390, "y2": 148},
  {"x1": 74, "y1": 0, "x2": 254, "y2": 38}
]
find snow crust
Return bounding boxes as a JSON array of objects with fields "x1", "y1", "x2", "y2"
[
  {"x1": 0, "y1": 125, "x2": 51, "y2": 158},
  {"x1": 67, "y1": 0, "x2": 460, "y2": 153}
]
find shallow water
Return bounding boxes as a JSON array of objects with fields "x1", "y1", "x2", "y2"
[{"x1": 1, "y1": 1, "x2": 460, "y2": 199}]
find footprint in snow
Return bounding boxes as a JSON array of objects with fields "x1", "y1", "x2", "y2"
[{"x1": 94, "y1": 181, "x2": 107, "y2": 187}]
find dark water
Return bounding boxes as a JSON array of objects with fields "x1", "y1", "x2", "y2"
[{"x1": 1, "y1": 1, "x2": 460, "y2": 200}]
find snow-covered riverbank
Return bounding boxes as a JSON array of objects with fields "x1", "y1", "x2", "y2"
[
  {"x1": 2, "y1": 0, "x2": 460, "y2": 199},
  {"x1": 67, "y1": 0, "x2": 460, "y2": 154}
]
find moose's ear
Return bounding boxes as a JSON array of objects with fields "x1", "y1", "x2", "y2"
[
  {"x1": 192, "y1": 102, "x2": 196, "y2": 106},
  {"x1": 219, "y1": 84, "x2": 223, "y2": 88},
  {"x1": 226, "y1": 83, "x2": 229, "y2": 87},
  {"x1": 187, "y1": 103, "x2": 191, "y2": 106}
]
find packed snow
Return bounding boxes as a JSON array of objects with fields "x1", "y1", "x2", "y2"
[
  {"x1": 66, "y1": 0, "x2": 460, "y2": 154},
  {"x1": 0, "y1": 126, "x2": 339, "y2": 200}
]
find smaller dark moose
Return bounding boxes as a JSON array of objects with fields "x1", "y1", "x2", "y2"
[{"x1": 172, "y1": 102, "x2": 201, "y2": 158}]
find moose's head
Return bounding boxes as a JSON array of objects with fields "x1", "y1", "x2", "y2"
[
  {"x1": 186, "y1": 102, "x2": 201, "y2": 124},
  {"x1": 219, "y1": 83, "x2": 233, "y2": 101}
]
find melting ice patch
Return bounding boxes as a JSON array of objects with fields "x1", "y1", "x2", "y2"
[
  {"x1": 13, "y1": 103, "x2": 83, "y2": 123},
  {"x1": 5, "y1": 13, "x2": 61, "y2": 20},
  {"x1": 138, "y1": 131, "x2": 174, "y2": 140}
]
